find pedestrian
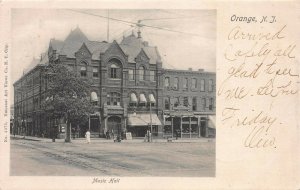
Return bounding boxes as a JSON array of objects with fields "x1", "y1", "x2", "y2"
[
  {"x1": 105, "y1": 131, "x2": 109, "y2": 139},
  {"x1": 85, "y1": 129, "x2": 91, "y2": 144},
  {"x1": 111, "y1": 129, "x2": 114, "y2": 140},
  {"x1": 147, "y1": 129, "x2": 150, "y2": 142}
]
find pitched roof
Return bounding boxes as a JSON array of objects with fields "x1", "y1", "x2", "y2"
[
  {"x1": 50, "y1": 39, "x2": 64, "y2": 51},
  {"x1": 85, "y1": 41, "x2": 111, "y2": 60},
  {"x1": 48, "y1": 27, "x2": 161, "y2": 64},
  {"x1": 65, "y1": 27, "x2": 89, "y2": 43},
  {"x1": 120, "y1": 32, "x2": 161, "y2": 64}
]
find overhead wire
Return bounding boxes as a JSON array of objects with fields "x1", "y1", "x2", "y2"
[{"x1": 67, "y1": 9, "x2": 203, "y2": 37}]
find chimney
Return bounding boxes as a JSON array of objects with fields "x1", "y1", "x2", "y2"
[
  {"x1": 188, "y1": 68, "x2": 193, "y2": 71},
  {"x1": 198, "y1": 69, "x2": 204, "y2": 72},
  {"x1": 143, "y1": 41, "x2": 149, "y2": 46}
]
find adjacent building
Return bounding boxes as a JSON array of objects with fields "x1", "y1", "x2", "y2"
[{"x1": 13, "y1": 27, "x2": 215, "y2": 139}]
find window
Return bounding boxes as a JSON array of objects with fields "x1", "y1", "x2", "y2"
[
  {"x1": 174, "y1": 97, "x2": 179, "y2": 107},
  {"x1": 202, "y1": 98, "x2": 206, "y2": 110},
  {"x1": 150, "y1": 70, "x2": 155, "y2": 81},
  {"x1": 107, "y1": 92, "x2": 121, "y2": 106},
  {"x1": 208, "y1": 79, "x2": 213, "y2": 92},
  {"x1": 200, "y1": 79, "x2": 205, "y2": 91},
  {"x1": 183, "y1": 78, "x2": 188, "y2": 89},
  {"x1": 209, "y1": 98, "x2": 214, "y2": 110},
  {"x1": 93, "y1": 67, "x2": 98, "y2": 78},
  {"x1": 139, "y1": 66, "x2": 145, "y2": 81},
  {"x1": 165, "y1": 77, "x2": 170, "y2": 87},
  {"x1": 183, "y1": 97, "x2": 189, "y2": 107},
  {"x1": 174, "y1": 77, "x2": 179, "y2": 90},
  {"x1": 128, "y1": 69, "x2": 135, "y2": 80},
  {"x1": 192, "y1": 97, "x2": 197, "y2": 111},
  {"x1": 164, "y1": 97, "x2": 170, "y2": 110},
  {"x1": 80, "y1": 66, "x2": 87, "y2": 77},
  {"x1": 110, "y1": 64, "x2": 118, "y2": 78},
  {"x1": 192, "y1": 78, "x2": 197, "y2": 89}
]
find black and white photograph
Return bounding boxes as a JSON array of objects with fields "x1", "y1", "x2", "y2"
[{"x1": 10, "y1": 9, "x2": 216, "y2": 177}]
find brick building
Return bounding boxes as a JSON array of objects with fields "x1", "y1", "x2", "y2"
[{"x1": 13, "y1": 27, "x2": 215, "y2": 139}]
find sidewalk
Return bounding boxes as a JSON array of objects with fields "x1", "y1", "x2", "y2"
[{"x1": 11, "y1": 135, "x2": 215, "y2": 144}]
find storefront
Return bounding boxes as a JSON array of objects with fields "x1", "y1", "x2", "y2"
[
  {"x1": 127, "y1": 113, "x2": 162, "y2": 137},
  {"x1": 163, "y1": 110, "x2": 215, "y2": 138}
]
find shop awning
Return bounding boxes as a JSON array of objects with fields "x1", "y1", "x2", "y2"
[
  {"x1": 130, "y1": 93, "x2": 138, "y2": 103},
  {"x1": 128, "y1": 113, "x2": 162, "y2": 126},
  {"x1": 139, "y1": 94, "x2": 147, "y2": 103},
  {"x1": 149, "y1": 94, "x2": 156, "y2": 103},
  {"x1": 208, "y1": 115, "x2": 216, "y2": 129},
  {"x1": 91, "y1": 92, "x2": 98, "y2": 102}
]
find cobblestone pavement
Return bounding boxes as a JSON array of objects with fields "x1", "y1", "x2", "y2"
[{"x1": 10, "y1": 136, "x2": 215, "y2": 177}]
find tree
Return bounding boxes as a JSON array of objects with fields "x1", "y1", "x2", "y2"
[{"x1": 41, "y1": 63, "x2": 95, "y2": 142}]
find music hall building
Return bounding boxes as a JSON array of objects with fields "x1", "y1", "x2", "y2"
[{"x1": 13, "y1": 27, "x2": 216, "y2": 139}]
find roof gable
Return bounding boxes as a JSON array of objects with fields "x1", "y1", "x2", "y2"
[
  {"x1": 75, "y1": 42, "x2": 92, "y2": 58},
  {"x1": 135, "y1": 48, "x2": 150, "y2": 63},
  {"x1": 104, "y1": 40, "x2": 127, "y2": 58}
]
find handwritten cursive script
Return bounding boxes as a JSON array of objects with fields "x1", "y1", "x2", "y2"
[{"x1": 219, "y1": 22, "x2": 298, "y2": 149}]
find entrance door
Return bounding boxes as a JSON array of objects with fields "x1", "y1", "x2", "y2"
[
  {"x1": 173, "y1": 117, "x2": 181, "y2": 138},
  {"x1": 107, "y1": 116, "x2": 122, "y2": 137},
  {"x1": 200, "y1": 117, "x2": 207, "y2": 137}
]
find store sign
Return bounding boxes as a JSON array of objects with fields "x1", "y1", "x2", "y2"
[{"x1": 125, "y1": 132, "x2": 132, "y2": 140}]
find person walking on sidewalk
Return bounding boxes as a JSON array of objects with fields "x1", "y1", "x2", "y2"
[{"x1": 85, "y1": 130, "x2": 91, "y2": 144}]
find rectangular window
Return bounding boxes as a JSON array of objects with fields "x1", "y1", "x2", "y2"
[
  {"x1": 209, "y1": 98, "x2": 214, "y2": 110},
  {"x1": 80, "y1": 67, "x2": 87, "y2": 77},
  {"x1": 128, "y1": 69, "x2": 135, "y2": 80},
  {"x1": 150, "y1": 70, "x2": 155, "y2": 81},
  {"x1": 111, "y1": 68, "x2": 117, "y2": 78},
  {"x1": 107, "y1": 92, "x2": 120, "y2": 106},
  {"x1": 174, "y1": 97, "x2": 179, "y2": 107},
  {"x1": 202, "y1": 98, "x2": 206, "y2": 110},
  {"x1": 165, "y1": 77, "x2": 170, "y2": 87},
  {"x1": 164, "y1": 98, "x2": 170, "y2": 110},
  {"x1": 208, "y1": 79, "x2": 213, "y2": 92},
  {"x1": 174, "y1": 77, "x2": 179, "y2": 90},
  {"x1": 183, "y1": 78, "x2": 188, "y2": 89},
  {"x1": 183, "y1": 97, "x2": 189, "y2": 107},
  {"x1": 200, "y1": 79, "x2": 205, "y2": 91},
  {"x1": 139, "y1": 67, "x2": 145, "y2": 81},
  {"x1": 93, "y1": 67, "x2": 99, "y2": 78},
  {"x1": 192, "y1": 78, "x2": 197, "y2": 89},
  {"x1": 192, "y1": 97, "x2": 197, "y2": 111}
]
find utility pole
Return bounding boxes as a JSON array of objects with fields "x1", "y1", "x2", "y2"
[{"x1": 107, "y1": 9, "x2": 109, "y2": 42}]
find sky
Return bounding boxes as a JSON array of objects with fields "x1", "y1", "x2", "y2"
[{"x1": 11, "y1": 9, "x2": 216, "y2": 102}]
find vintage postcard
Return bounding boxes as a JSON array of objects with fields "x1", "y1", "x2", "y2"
[{"x1": 0, "y1": 1, "x2": 299, "y2": 190}]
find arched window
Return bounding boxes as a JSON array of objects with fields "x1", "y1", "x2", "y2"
[
  {"x1": 80, "y1": 66, "x2": 87, "y2": 77},
  {"x1": 110, "y1": 63, "x2": 119, "y2": 78},
  {"x1": 80, "y1": 61, "x2": 88, "y2": 77},
  {"x1": 108, "y1": 59, "x2": 122, "y2": 79},
  {"x1": 107, "y1": 92, "x2": 121, "y2": 106},
  {"x1": 139, "y1": 66, "x2": 145, "y2": 81}
]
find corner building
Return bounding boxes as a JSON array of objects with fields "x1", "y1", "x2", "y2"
[{"x1": 13, "y1": 28, "x2": 215, "y2": 139}]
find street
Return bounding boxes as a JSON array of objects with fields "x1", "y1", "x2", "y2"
[{"x1": 10, "y1": 137, "x2": 215, "y2": 177}]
